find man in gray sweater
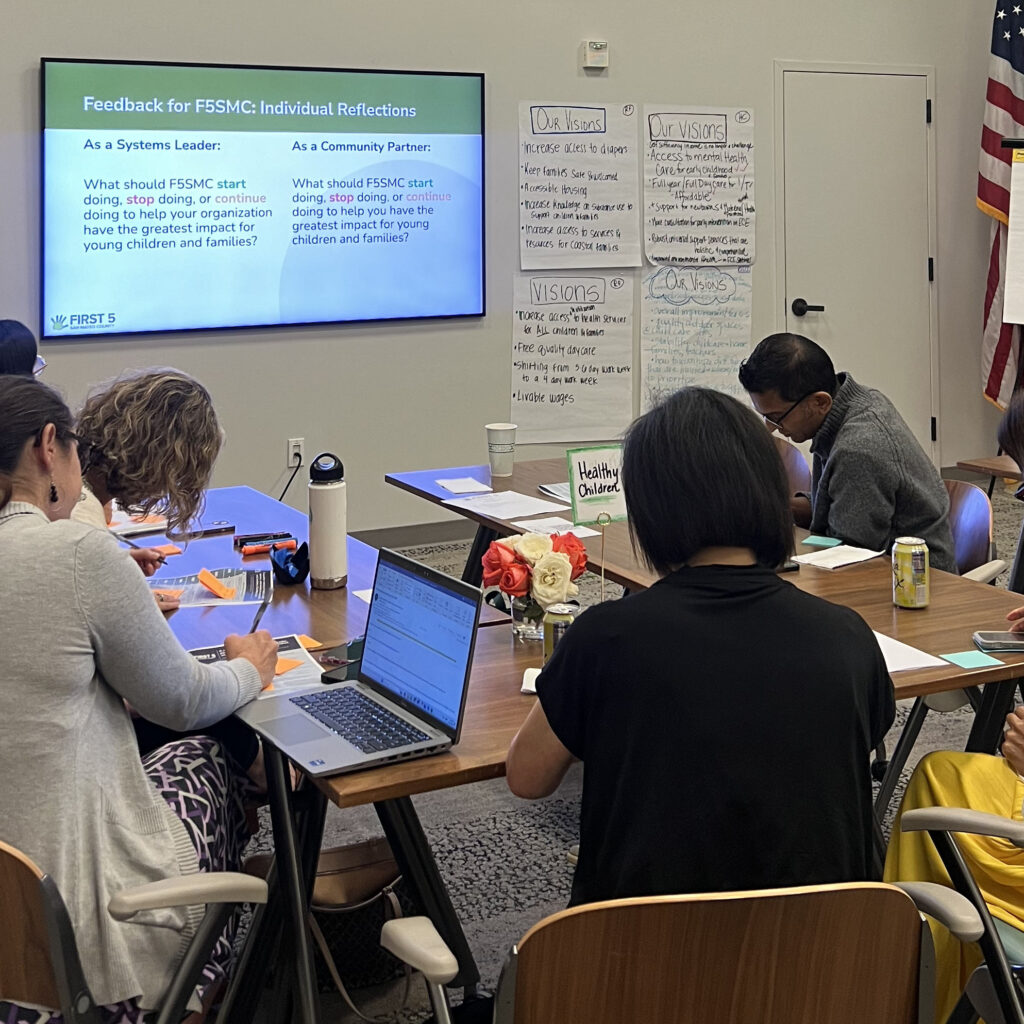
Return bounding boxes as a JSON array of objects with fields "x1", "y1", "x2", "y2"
[{"x1": 738, "y1": 333, "x2": 957, "y2": 573}]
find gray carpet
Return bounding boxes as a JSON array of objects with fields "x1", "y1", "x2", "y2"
[{"x1": 281, "y1": 482, "x2": 1024, "y2": 1022}]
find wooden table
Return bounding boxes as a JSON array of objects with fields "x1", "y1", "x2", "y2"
[
  {"x1": 386, "y1": 459, "x2": 1024, "y2": 740},
  {"x1": 151, "y1": 487, "x2": 536, "y2": 1022},
  {"x1": 956, "y1": 454, "x2": 1021, "y2": 482}
]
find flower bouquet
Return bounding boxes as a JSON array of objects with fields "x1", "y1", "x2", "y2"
[{"x1": 481, "y1": 532, "x2": 588, "y2": 640}]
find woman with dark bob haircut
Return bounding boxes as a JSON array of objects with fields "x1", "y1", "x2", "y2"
[{"x1": 507, "y1": 387, "x2": 894, "y2": 908}]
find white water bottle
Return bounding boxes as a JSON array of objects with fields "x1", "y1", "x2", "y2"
[{"x1": 308, "y1": 452, "x2": 348, "y2": 589}]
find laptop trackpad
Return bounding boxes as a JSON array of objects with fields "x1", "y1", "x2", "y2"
[{"x1": 261, "y1": 714, "x2": 331, "y2": 745}]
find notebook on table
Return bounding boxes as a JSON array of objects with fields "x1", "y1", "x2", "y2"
[{"x1": 235, "y1": 548, "x2": 482, "y2": 777}]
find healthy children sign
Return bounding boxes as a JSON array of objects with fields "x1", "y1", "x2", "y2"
[{"x1": 566, "y1": 444, "x2": 627, "y2": 526}]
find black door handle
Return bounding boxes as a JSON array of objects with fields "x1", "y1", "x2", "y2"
[{"x1": 791, "y1": 298, "x2": 825, "y2": 317}]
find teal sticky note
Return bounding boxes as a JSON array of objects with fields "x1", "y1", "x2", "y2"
[
  {"x1": 941, "y1": 650, "x2": 1004, "y2": 668},
  {"x1": 803, "y1": 535, "x2": 843, "y2": 548}
]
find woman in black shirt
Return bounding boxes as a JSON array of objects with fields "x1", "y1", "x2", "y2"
[{"x1": 507, "y1": 386, "x2": 894, "y2": 905}]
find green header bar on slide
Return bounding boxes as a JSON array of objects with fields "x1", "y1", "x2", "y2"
[{"x1": 44, "y1": 61, "x2": 482, "y2": 134}]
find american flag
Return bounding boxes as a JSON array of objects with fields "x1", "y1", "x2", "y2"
[{"x1": 980, "y1": 1, "x2": 1024, "y2": 407}]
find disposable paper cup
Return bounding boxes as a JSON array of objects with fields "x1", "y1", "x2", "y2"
[{"x1": 486, "y1": 422, "x2": 517, "y2": 477}]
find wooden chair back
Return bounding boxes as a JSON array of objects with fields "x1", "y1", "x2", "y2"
[
  {"x1": 502, "y1": 884, "x2": 926, "y2": 1024},
  {"x1": 774, "y1": 437, "x2": 812, "y2": 494},
  {"x1": 0, "y1": 840, "x2": 61, "y2": 1009},
  {"x1": 944, "y1": 479, "x2": 994, "y2": 574}
]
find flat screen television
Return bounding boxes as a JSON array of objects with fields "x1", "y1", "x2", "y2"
[{"x1": 41, "y1": 58, "x2": 485, "y2": 338}]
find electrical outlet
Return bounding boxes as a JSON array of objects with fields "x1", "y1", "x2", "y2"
[{"x1": 287, "y1": 437, "x2": 305, "y2": 466}]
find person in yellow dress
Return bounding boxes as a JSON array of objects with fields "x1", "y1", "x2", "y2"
[{"x1": 885, "y1": 388, "x2": 1024, "y2": 1021}]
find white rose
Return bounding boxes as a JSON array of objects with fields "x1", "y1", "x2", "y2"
[
  {"x1": 530, "y1": 551, "x2": 578, "y2": 607},
  {"x1": 497, "y1": 536, "x2": 520, "y2": 554},
  {"x1": 516, "y1": 532, "x2": 553, "y2": 566}
]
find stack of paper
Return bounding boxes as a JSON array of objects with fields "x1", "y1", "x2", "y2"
[{"x1": 793, "y1": 545, "x2": 884, "y2": 570}]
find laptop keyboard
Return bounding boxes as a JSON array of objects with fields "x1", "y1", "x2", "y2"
[{"x1": 290, "y1": 688, "x2": 431, "y2": 753}]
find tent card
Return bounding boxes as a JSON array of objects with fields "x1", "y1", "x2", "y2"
[{"x1": 566, "y1": 445, "x2": 627, "y2": 525}]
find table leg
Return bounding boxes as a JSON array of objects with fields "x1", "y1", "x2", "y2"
[
  {"x1": 266, "y1": 744, "x2": 321, "y2": 1024},
  {"x1": 965, "y1": 679, "x2": 1020, "y2": 753},
  {"x1": 375, "y1": 796, "x2": 481, "y2": 992},
  {"x1": 220, "y1": 761, "x2": 327, "y2": 1024},
  {"x1": 462, "y1": 525, "x2": 499, "y2": 586}
]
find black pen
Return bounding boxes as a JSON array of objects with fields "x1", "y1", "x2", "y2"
[{"x1": 249, "y1": 597, "x2": 269, "y2": 633}]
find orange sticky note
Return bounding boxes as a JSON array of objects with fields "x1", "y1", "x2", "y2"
[
  {"x1": 151, "y1": 588, "x2": 184, "y2": 600},
  {"x1": 153, "y1": 544, "x2": 182, "y2": 557},
  {"x1": 131, "y1": 514, "x2": 165, "y2": 525},
  {"x1": 197, "y1": 568, "x2": 236, "y2": 600},
  {"x1": 275, "y1": 657, "x2": 304, "y2": 676},
  {"x1": 298, "y1": 634, "x2": 322, "y2": 650}
]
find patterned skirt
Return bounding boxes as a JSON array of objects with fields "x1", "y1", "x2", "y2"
[{"x1": 1, "y1": 736, "x2": 252, "y2": 1023}]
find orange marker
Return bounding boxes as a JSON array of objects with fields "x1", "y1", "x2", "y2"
[{"x1": 241, "y1": 538, "x2": 298, "y2": 556}]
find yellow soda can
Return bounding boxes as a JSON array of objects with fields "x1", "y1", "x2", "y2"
[{"x1": 892, "y1": 536, "x2": 929, "y2": 608}]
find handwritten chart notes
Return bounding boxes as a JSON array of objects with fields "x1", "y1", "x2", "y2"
[
  {"x1": 512, "y1": 272, "x2": 634, "y2": 443},
  {"x1": 644, "y1": 106, "x2": 755, "y2": 266},
  {"x1": 640, "y1": 264, "x2": 752, "y2": 410},
  {"x1": 519, "y1": 102, "x2": 641, "y2": 269}
]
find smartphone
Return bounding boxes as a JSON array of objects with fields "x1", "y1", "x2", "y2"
[
  {"x1": 972, "y1": 631, "x2": 1024, "y2": 652},
  {"x1": 779, "y1": 559, "x2": 800, "y2": 573}
]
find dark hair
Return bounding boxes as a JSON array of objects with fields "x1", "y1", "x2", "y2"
[
  {"x1": 0, "y1": 375, "x2": 75, "y2": 510},
  {"x1": 622, "y1": 387, "x2": 793, "y2": 574},
  {"x1": 998, "y1": 389, "x2": 1024, "y2": 468},
  {"x1": 737, "y1": 333, "x2": 837, "y2": 401},
  {"x1": 0, "y1": 320, "x2": 37, "y2": 377}
]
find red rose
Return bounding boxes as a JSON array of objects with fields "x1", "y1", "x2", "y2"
[
  {"x1": 498, "y1": 561, "x2": 531, "y2": 597},
  {"x1": 551, "y1": 532, "x2": 587, "y2": 579},
  {"x1": 481, "y1": 540, "x2": 517, "y2": 588}
]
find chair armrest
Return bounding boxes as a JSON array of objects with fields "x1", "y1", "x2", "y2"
[
  {"x1": 381, "y1": 917, "x2": 458, "y2": 985},
  {"x1": 963, "y1": 560, "x2": 1008, "y2": 584},
  {"x1": 893, "y1": 882, "x2": 984, "y2": 942},
  {"x1": 108, "y1": 872, "x2": 268, "y2": 920},
  {"x1": 901, "y1": 807, "x2": 1024, "y2": 849}
]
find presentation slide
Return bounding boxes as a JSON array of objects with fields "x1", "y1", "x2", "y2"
[{"x1": 41, "y1": 60, "x2": 484, "y2": 337}]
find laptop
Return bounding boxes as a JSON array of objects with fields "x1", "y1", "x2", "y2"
[{"x1": 235, "y1": 548, "x2": 482, "y2": 777}]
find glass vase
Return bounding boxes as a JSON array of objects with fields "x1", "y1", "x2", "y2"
[{"x1": 510, "y1": 594, "x2": 545, "y2": 642}]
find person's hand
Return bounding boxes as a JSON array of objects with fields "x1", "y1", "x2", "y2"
[
  {"x1": 225, "y1": 631, "x2": 277, "y2": 690},
  {"x1": 1007, "y1": 607, "x2": 1024, "y2": 633},
  {"x1": 129, "y1": 547, "x2": 165, "y2": 577},
  {"x1": 153, "y1": 591, "x2": 180, "y2": 613},
  {"x1": 1003, "y1": 706, "x2": 1024, "y2": 774}
]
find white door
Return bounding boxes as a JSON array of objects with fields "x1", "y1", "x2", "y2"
[{"x1": 776, "y1": 65, "x2": 938, "y2": 461}]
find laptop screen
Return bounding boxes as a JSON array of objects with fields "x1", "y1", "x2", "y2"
[{"x1": 359, "y1": 550, "x2": 481, "y2": 735}]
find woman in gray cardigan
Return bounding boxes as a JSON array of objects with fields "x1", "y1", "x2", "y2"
[{"x1": 0, "y1": 375, "x2": 277, "y2": 1019}]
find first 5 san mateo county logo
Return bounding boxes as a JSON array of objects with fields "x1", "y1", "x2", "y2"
[{"x1": 49, "y1": 312, "x2": 117, "y2": 332}]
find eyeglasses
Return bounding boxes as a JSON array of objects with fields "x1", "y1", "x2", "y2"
[
  {"x1": 761, "y1": 393, "x2": 812, "y2": 430},
  {"x1": 66, "y1": 431, "x2": 93, "y2": 470},
  {"x1": 32, "y1": 355, "x2": 46, "y2": 376}
]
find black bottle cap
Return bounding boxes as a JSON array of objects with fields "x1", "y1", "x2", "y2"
[{"x1": 309, "y1": 452, "x2": 344, "y2": 482}]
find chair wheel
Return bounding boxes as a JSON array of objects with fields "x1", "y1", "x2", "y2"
[{"x1": 871, "y1": 759, "x2": 889, "y2": 782}]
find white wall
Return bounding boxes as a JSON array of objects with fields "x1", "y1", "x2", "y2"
[{"x1": 0, "y1": 0, "x2": 1004, "y2": 531}]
